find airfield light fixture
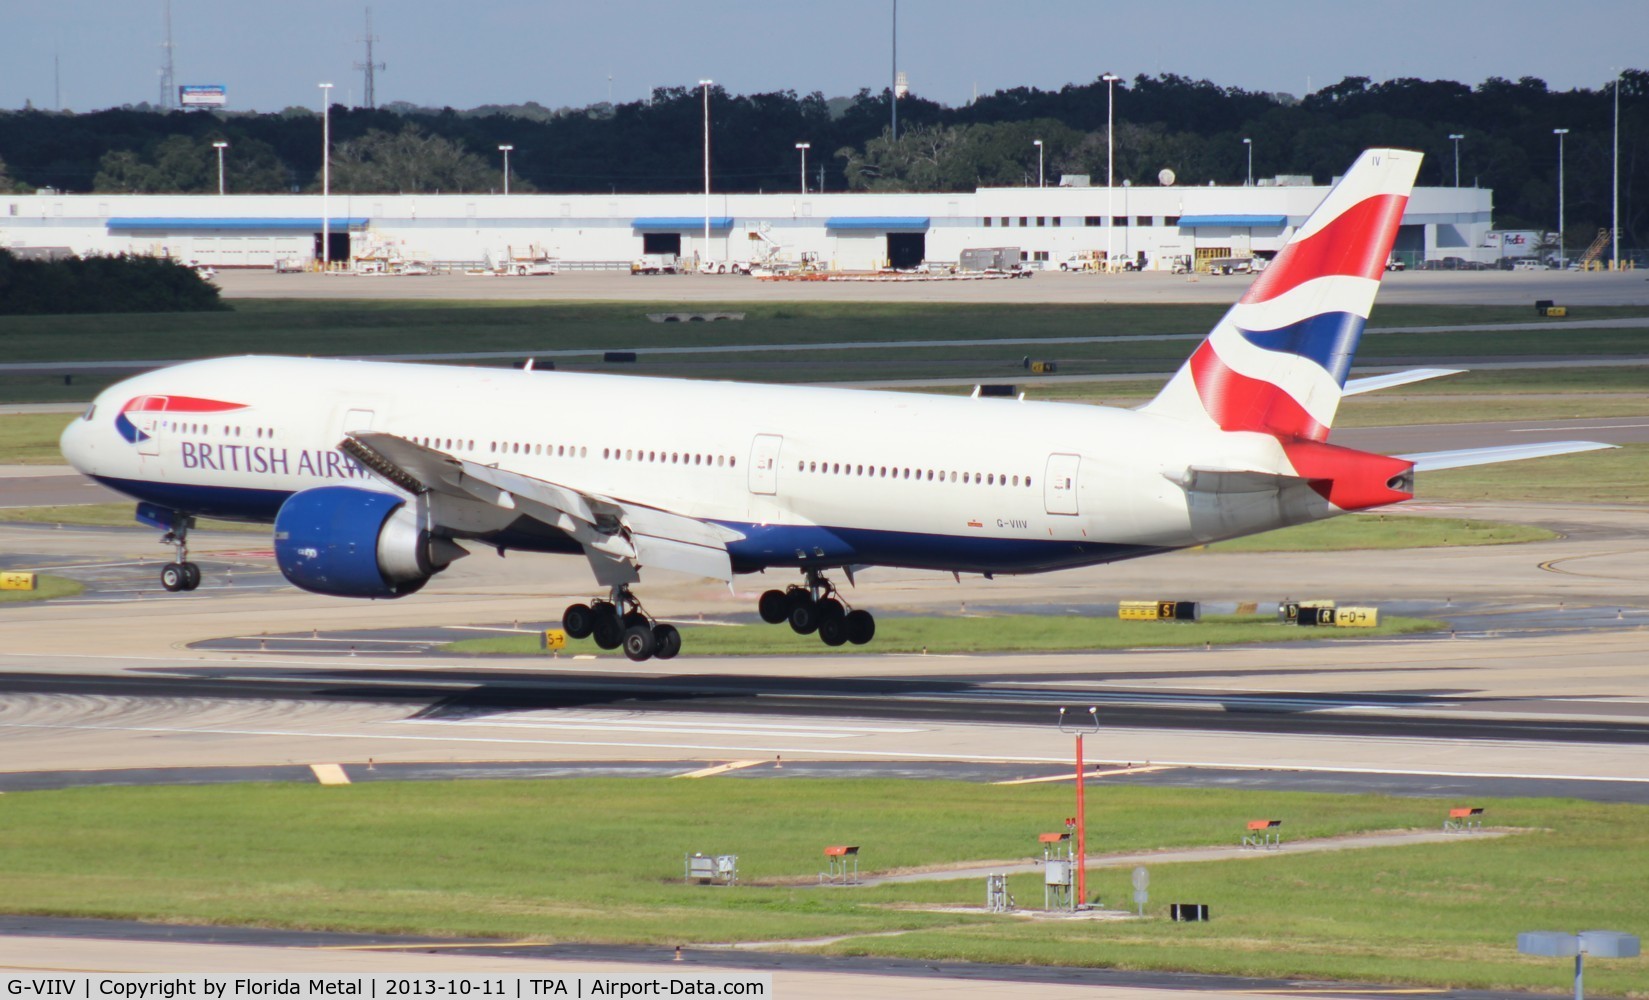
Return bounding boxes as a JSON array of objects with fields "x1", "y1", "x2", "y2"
[
  {"x1": 1033, "y1": 139, "x2": 1044, "y2": 188},
  {"x1": 498, "y1": 144, "x2": 514, "y2": 196},
  {"x1": 1448, "y1": 133, "x2": 1464, "y2": 187},
  {"x1": 700, "y1": 80, "x2": 713, "y2": 262},
  {"x1": 1554, "y1": 128, "x2": 1569, "y2": 268},
  {"x1": 796, "y1": 142, "x2": 811, "y2": 194},
  {"x1": 1102, "y1": 73, "x2": 1122, "y2": 263},
  {"x1": 1517, "y1": 931, "x2": 1639, "y2": 1000},
  {"x1": 212, "y1": 141, "x2": 228, "y2": 196},
  {"x1": 1243, "y1": 137, "x2": 1253, "y2": 186},
  {"x1": 319, "y1": 82, "x2": 333, "y2": 268}
]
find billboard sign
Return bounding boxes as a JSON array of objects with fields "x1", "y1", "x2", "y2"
[{"x1": 179, "y1": 85, "x2": 227, "y2": 108}]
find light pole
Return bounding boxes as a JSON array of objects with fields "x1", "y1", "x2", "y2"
[
  {"x1": 319, "y1": 82, "x2": 333, "y2": 270},
  {"x1": 1057, "y1": 707, "x2": 1099, "y2": 910},
  {"x1": 1033, "y1": 139, "x2": 1044, "y2": 188},
  {"x1": 700, "y1": 79, "x2": 713, "y2": 265},
  {"x1": 795, "y1": 142, "x2": 810, "y2": 194},
  {"x1": 1102, "y1": 72, "x2": 1121, "y2": 265},
  {"x1": 1448, "y1": 133, "x2": 1464, "y2": 187},
  {"x1": 1554, "y1": 128, "x2": 1569, "y2": 267},
  {"x1": 1612, "y1": 72, "x2": 1621, "y2": 271},
  {"x1": 212, "y1": 141, "x2": 228, "y2": 195},
  {"x1": 498, "y1": 144, "x2": 513, "y2": 195},
  {"x1": 1243, "y1": 137, "x2": 1253, "y2": 186}
]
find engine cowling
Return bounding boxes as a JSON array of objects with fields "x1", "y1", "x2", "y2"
[{"x1": 274, "y1": 486, "x2": 465, "y2": 598}]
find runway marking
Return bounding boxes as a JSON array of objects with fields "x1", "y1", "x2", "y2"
[
  {"x1": 674, "y1": 760, "x2": 766, "y2": 778},
  {"x1": 1509, "y1": 422, "x2": 1649, "y2": 433},
  {"x1": 314, "y1": 942, "x2": 551, "y2": 952},
  {"x1": 309, "y1": 763, "x2": 350, "y2": 785},
  {"x1": 227, "y1": 636, "x2": 445, "y2": 645},
  {"x1": 4, "y1": 721, "x2": 1648, "y2": 780},
  {"x1": 443, "y1": 625, "x2": 537, "y2": 634},
  {"x1": 1229, "y1": 991, "x2": 1445, "y2": 996},
  {"x1": 393, "y1": 717, "x2": 918, "y2": 740},
  {"x1": 993, "y1": 765, "x2": 1176, "y2": 785}
]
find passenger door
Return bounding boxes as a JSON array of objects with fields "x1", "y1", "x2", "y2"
[
  {"x1": 1044, "y1": 453, "x2": 1080, "y2": 515},
  {"x1": 748, "y1": 434, "x2": 783, "y2": 496}
]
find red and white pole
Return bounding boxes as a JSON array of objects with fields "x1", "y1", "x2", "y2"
[{"x1": 1075, "y1": 731, "x2": 1087, "y2": 906}]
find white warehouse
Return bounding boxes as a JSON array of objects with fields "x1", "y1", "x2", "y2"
[{"x1": 2, "y1": 178, "x2": 1492, "y2": 272}]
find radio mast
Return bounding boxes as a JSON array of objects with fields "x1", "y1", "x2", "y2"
[
  {"x1": 158, "y1": 0, "x2": 176, "y2": 110},
  {"x1": 356, "y1": 7, "x2": 386, "y2": 110}
]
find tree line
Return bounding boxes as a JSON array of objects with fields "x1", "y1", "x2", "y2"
[{"x1": 0, "y1": 71, "x2": 1642, "y2": 247}]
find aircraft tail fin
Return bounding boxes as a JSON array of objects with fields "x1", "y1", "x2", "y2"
[{"x1": 1142, "y1": 148, "x2": 1422, "y2": 441}]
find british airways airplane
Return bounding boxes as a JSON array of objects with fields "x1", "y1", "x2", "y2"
[{"x1": 59, "y1": 149, "x2": 1609, "y2": 661}]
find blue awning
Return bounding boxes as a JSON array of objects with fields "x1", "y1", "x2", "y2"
[
  {"x1": 1176, "y1": 215, "x2": 1288, "y2": 228},
  {"x1": 632, "y1": 216, "x2": 733, "y2": 230},
  {"x1": 826, "y1": 216, "x2": 930, "y2": 230},
  {"x1": 107, "y1": 217, "x2": 369, "y2": 232}
]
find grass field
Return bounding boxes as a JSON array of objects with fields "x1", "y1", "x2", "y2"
[
  {"x1": 1208, "y1": 514, "x2": 1556, "y2": 552},
  {"x1": 1423, "y1": 443, "x2": 1649, "y2": 504},
  {"x1": 443, "y1": 612, "x2": 1442, "y2": 657},
  {"x1": 0, "y1": 780, "x2": 1642, "y2": 995},
  {"x1": 0, "y1": 503, "x2": 262, "y2": 532},
  {"x1": 0, "y1": 574, "x2": 82, "y2": 603},
  {"x1": 0, "y1": 412, "x2": 75, "y2": 463}
]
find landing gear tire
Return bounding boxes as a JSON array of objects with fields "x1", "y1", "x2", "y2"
[
  {"x1": 623, "y1": 610, "x2": 650, "y2": 630},
  {"x1": 818, "y1": 614, "x2": 849, "y2": 647},
  {"x1": 845, "y1": 609, "x2": 876, "y2": 645},
  {"x1": 816, "y1": 597, "x2": 845, "y2": 623},
  {"x1": 181, "y1": 562, "x2": 201, "y2": 590},
  {"x1": 562, "y1": 603, "x2": 596, "y2": 639},
  {"x1": 592, "y1": 613, "x2": 624, "y2": 650},
  {"x1": 788, "y1": 600, "x2": 820, "y2": 635},
  {"x1": 622, "y1": 624, "x2": 657, "y2": 662},
  {"x1": 160, "y1": 563, "x2": 186, "y2": 592},
  {"x1": 652, "y1": 623, "x2": 681, "y2": 660},
  {"x1": 758, "y1": 589, "x2": 790, "y2": 624}
]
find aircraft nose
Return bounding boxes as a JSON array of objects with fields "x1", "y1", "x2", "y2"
[{"x1": 59, "y1": 409, "x2": 96, "y2": 474}]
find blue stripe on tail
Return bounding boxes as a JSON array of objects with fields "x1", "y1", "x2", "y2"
[{"x1": 1236, "y1": 311, "x2": 1366, "y2": 386}]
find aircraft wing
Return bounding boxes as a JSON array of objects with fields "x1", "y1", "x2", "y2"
[
  {"x1": 342, "y1": 431, "x2": 744, "y2": 584},
  {"x1": 1397, "y1": 440, "x2": 1617, "y2": 472},
  {"x1": 1342, "y1": 368, "x2": 1466, "y2": 396}
]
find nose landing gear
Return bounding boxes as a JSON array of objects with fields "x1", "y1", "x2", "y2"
[
  {"x1": 561, "y1": 586, "x2": 680, "y2": 662},
  {"x1": 157, "y1": 515, "x2": 201, "y2": 592},
  {"x1": 758, "y1": 570, "x2": 875, "y2": 647}
]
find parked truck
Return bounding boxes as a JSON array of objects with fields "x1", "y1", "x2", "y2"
[{"x1": 488, "y1": 244, "x2": 557, "y2": 276}]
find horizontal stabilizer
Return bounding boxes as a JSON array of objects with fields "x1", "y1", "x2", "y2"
[
  {"x1": 1343, "y1": 368, "x2": 1465, "y2": 396},
  {"x1": 1398, "y1": 440, "x2": 1616, "y2": 472}
]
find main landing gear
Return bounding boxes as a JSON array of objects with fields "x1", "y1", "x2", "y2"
[
  {"x1": 758, "y1": 570, "x2": 875, "y2": 647},
  {"x1": 560, "y1": 586, "x2": 681, "y2": 663},
  {"x1": 158, "y1": 516, "x2": 201, "y2": 593}
]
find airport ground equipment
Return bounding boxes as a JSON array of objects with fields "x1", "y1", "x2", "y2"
[
  {"x1": 1242, "y1": 820, "x2": 1283, "y2": 850},
  {"x1": 0, "y1": 572, "x2": 37, "y2": 591},
  {"x1": 1171, "y1": 903, "x2": 1211, "y2": 922},
  {"x1": 1445, "y1": 807, "x2": 1485, "y2": 833},
  {"x1": 685, "y1": 853, "x2": 738, "y2": 885},
  {"x1": 1517, "y1": 931, "x2": 1640, "y2": 1000},
  {"x1": 819, "y1": 845, "x2": 860, "y2": 885},
  {"x1": 1040, "y1": 832, "x2": 1075, "y2": 911},
  {"x1": 985, "y1": 873, "x2": 1013, "y2": 913}
]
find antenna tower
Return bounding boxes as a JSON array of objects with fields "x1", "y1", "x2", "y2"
[
  {"x1": 159, "y1": 0, "x2": 176, "y2": 109},
  {"x1": 356, "y1": 7, "x2": 386, "y2": 109}
]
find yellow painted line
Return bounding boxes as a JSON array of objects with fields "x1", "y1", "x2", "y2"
[
  {"x1": 309, "y1": 763, "x2": 350, "y2": 785},
  {"x1": 994, "y1": 765, "x2": 1174, "y2": 786},
  {"x1": 314, "y1": 950, "x2": 554, "y2": 957},
  {"x1": 674, "y1": 759, "x2": 766, "y2": 779}
]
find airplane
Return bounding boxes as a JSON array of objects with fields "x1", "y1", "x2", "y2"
[{"x1": 58, "y1": 148, "x2": 1612, "y2": 661}]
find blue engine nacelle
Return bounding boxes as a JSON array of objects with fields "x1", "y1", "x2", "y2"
[{"x1": 274, "y1": 486, "x2": 464, "y2": 598}]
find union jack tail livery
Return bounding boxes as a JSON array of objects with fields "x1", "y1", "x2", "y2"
[{"x1": 1145, "y1": 148, "x2": 1421, "y2": 442}]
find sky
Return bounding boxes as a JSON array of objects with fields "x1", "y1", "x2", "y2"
[{"x1": 3, "y1": 0, "x2": 1646, "y2": 114}]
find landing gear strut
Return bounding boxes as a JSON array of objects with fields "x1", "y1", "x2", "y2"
[
  {"x1": 561, "y1": 586, "x2": 680, "y2": 662},
  {"x1": 158, "y1": 514, "x2": 201, "y2": 593},
  {"x1": 758, "y1": 570, "x2": 875, "y2": 647}
]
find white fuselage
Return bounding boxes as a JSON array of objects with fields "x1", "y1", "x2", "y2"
[{"x1": 61, "y1": 356, "x2": 1314, "y2": 575}]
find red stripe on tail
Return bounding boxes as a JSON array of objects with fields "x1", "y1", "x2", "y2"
[
  {"x1": 1241, "y1": 193, "x2": 1409, "y2": 305},
  {"x1": 1188, "y1": 341, "x2": 1329, "y2": 442}
]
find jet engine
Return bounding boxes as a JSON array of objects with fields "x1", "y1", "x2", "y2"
[{"x1": 273, "y1": 486, "x2": 465, "y2": 598}]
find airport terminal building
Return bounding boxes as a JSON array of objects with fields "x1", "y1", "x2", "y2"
[{"x1": 2, "y1": 178, "x2": 1493, "y2": 272}]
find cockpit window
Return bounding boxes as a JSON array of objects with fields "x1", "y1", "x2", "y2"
[{"x1": 83, "y1": 404, "x2": 97, "y2": 421}]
